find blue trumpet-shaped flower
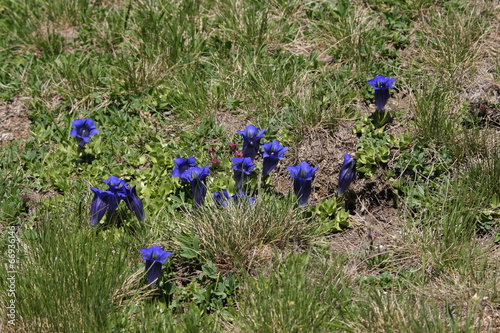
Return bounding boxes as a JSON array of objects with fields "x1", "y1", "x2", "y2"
[
  {"x1": 180, "y1": 166, "x2": 210, "y2": 206},
  {"x1": 367, "y1": 75, "x2": 396, "y2": 111},
  {"x1": 172, "y1": 157, "x2": 197, "y2": 179},
  {"x1": 213, "y1": 189, "x2": 255, "y2": 207},
  {"x1": 90, "y1": 176, "x2": 145, "y2": 225},
  {"x1": 237, "y1": 125, "x2": 266, "y2": 160},
  {"x1": 338, "y1": 154, "x2": 356, "y2": 195},
  {"x1": 140, "y1": 246, "x2": 173, "y2": 286},
  {"x1": 287, "y1": 162, "x2": 318, "y2": 206},
  {"x1": 70, "y1": 118, "x2": 99, "y2": 148},
  {"x1": 232, "y1": 157, "x2": 255, "y2": 189},
  {"x1": 262, "y1": 140, "x2": 288, "y2": 176}
]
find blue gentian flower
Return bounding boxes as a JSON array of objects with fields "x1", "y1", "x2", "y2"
[
  {"x1": 262, "y1": 140, "x2": 288, "y2": 176},
  {"x1": 237, "y1": 125, "x2": 266, "y2": 160},
  {"x1": 213, "y1": 190, "x2": 231, "y2": 207},
  {"x1": 232, "y1": 189, "x2": 256, "y2": 205},
  {"x1": 90, "y1": 176, "x2": 145, "y2": 225},
  {"x1": 338, "y1": 154, "x2": 356, "y2": 195},
  {"x1": 180, "y1": 166, "x2": 210, "y2": 206},
  {"x1": 367, "y1": 75, "x2": 396, "y2": 111},
  {"x1": 213, "y1": 189, "x2": 255, "y2": 207},
  {"x1": 172, "y1": 157, "x2": 197, "y2": 179},
  {"x1": 70, "y1": 118, "x2": 99, "y2": 148},
  {"x1": 140, "y1": 246, "x2": 173, "y2": 286},
  {"x1": 232, "y1": 157, "x2": 255, "y2": 189},
  {"x1": 287, "y1": 162, "x2": 318, "y2": 206}
]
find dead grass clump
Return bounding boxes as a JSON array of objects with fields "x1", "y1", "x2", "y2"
[{"x1": 175, "y1": 195, "x2": 314, "y2": 273}]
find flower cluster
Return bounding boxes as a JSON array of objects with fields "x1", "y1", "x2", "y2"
[
  {"x1": 77, "y1": 74, "x2": 397, "y2": 291},
  {"x1": 168, "y1": 124, "x2": 359, "y2": 207},
  {"x1": 90, "y1": 176, "x2": 145, "y2": 225},
  {"x1": 171, "y1": 125, "x2": 293, "y2": 206}
]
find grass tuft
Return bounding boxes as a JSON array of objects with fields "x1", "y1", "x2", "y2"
[{"x1": 175, "y1": 194, "x2": 316, "y2": 272}]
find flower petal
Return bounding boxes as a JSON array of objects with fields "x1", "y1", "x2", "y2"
[
  {"x1": 145, "y1": 261, "x2": 163, "y2": 286},
  {"x1": 338, "y1": 154, "x2": 356, "y2": 194},
  {"x1": 90, "y1": 188, "x2": 108, "y2": 225},
  {"x1": 124, "y1": 186, "x2": 145, "y2": 221}
]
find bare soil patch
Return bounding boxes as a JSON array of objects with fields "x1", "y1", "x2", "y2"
[
  {"x1": 214, "y1": 109, "x2": 252, "y2": 139},
  {"x1": 0, "y1": 98, "x2": 31, "y2": 144}
]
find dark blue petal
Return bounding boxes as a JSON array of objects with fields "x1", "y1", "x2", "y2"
[
  {"x1": 287, "y1": 162, "x2": 318, "y2": 181},
  {"x1": 214, "y1": 190, "x2": 230, "y2": 207},
  {"x1": 145, "y1": 261, "x2": 163, "y2": 286},
  {"x1": 242, "y1": 143, "x2": 260, "y2": 160},
  {"x1": 262, "y1": 140, "x2": 288, "y2": 159},
  {"x1": 233, "y1": 170, "x2": 247, "y2": 189},
  {"x1": 238, "y1": 125, "x2": 266, "y2": 160},
  {"x1": 172, "y1": 157, "x2": 197, "y2": 177},
  {"x1": 191, "y1": 179, "x2": 207, "y2": 207},
  {"x1": 262, "y1": 139, "x2": 288, "y2": 175},
  {"x1": 367, "y1": 76, "x2": 396, "y2": 110},
  {"x1": 124, "y1": 186, "x2": 145, "y2": 221},
  {"x1": 103, "y1": 176, "x2": 128, "y2": 190},
  {"x1": 367, "y1": 75, "x2": 396, "y2": 90},
  {"x1": 374, "y1": 89, "x2": 390, "y2": 111},
  {"x1": 90, "y1": 188, "x2": 108, "y2": 225},
  {"x1": 262, "y1": 157, "x2": 279, "y2": 176},
  {"x1": 232, "y1": 189, "x2": 255, "y2": 205},
  {"x1": 293, "y1": 179, "x2": 312, "y2": 206},
  {"x1": 76, "y1": 137, "x2": 87, "y2": 148},
  {"x1": 338, "y1": 154, "x2": 356, "y2": 195},
  {"x1": 70, "y1": 118, "x2": 98, "y2": 147},
  {"x1": 178, "y1": 167, "x2": 210, "y2": 206},
  {"x1": 140, "y1": 245, "x2": 173, "y2": 263},
  {"x1": 232, "y1": 157, "x2": 255, "y2": 175},
  {"x1": 179, "y1": 166, "x2": 210, "y2": 183},
  {"x1": 106, "y1": 193, "x2": 121, "y2": 215}
]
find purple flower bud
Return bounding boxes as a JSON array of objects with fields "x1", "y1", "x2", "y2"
[
  {"x1": 229, "y1": 142, "x2": 238, "y2": 151},
  {"x1": 338, "y1": 154, "x2": 356, "y2": 195}
]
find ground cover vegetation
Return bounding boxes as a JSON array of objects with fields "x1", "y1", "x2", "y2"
[{"x1": 0, "y1": 0, "x2": 499, "y2": 331}]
